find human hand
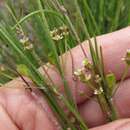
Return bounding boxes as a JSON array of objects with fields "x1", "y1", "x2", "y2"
[{"x1": 0, "y1": 27, "x2": 130, "y2": 130}]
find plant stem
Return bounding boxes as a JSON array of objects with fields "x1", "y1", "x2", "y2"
[
  {"x1": 82, "y1": 0, "x2": 100, "y2": 35},
  {"x1": 112, "y1": 65, "x2": 129, "y2": 96},
  {"x1": 97, "y1": 93, "x2": 117, "y2": 121}
]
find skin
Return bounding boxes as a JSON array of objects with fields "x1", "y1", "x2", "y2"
[{"x1": 0, "y1": 27, "x2": 130, "y2": 130}]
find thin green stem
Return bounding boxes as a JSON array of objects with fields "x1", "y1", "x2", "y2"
[
  {"x1": 112, "y1": 65, "x2": 129, "y2": 96},
  {"x1": 61, "y1": 95, "x2": 88, "y2": 130},
  {"x1": 12, "y1": 10, "x2": 64, "y2": 30},
  {"x1": 5, "y1": 4, "x2": 24, "y2": 33},
  {"x1": 82, "y1": 0, "x2": 100, "y2": 34},
  {"x1": 98, "y1": 0, "x2": 105, "y2": 32},
  {"x1": 0, "y1": 72, "x2": 14, "y2": 80},
  {"x1": 110, "y1": 0, "x2": 123, "y2": 32}
]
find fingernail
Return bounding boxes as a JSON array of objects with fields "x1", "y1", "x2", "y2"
[{"x1": 117, "y1": 121, "x2": 130, "y2": 130}]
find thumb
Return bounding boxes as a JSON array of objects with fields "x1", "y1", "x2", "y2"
[{"x1": 90, "y1": 119, "x2": 130, "y2": 130}]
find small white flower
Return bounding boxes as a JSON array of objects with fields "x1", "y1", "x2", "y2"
[
  {"x1": 94, "y1": 87, "x2": 103, "y2": 95},
  {"x1": 20, "y1": 36, "x2": 29, "y2": 44},
  {"x1": 74, "y1": 69, "x2": 83, "y2": 76},
  {"x1": 85, "y1": 74, "x2": 91, "y2": 81},
  {"x1": 24, "y1": 43, "x2": 33, "y2": 50}
]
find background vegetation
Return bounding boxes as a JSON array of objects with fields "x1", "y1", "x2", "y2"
[{"x1": 0, "y1": 0, "x2": 130, "y2": 130}]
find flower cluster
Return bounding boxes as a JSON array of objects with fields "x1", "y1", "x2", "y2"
[
  {"x1": 50, "y1": 26, "x2": 69, "y2": 41},
  {"x1": 16, "y1": 28, "x2": 33, "y2": 50},
  {"x1": 74, "y1": 58, "x2": 104, "y2": 95},
  {"x1": 20, "y1": 36, "x2": 33, "y2": 50}
]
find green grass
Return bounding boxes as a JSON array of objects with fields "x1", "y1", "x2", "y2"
[{"x1": 0, "y1": 0, "x2": 130, "y2": 129}]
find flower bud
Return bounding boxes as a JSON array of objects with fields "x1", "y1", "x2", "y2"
[{"x1": 82, "y1": 58, "x2": 92, "y2": 69}]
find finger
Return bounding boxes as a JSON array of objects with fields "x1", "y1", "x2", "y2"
[
  {"x1": 39, "y1": 26, "x2": 130, "y2": 104},
  {"x1": 79, "y1": 78, "x2": 130, "y2": 128},
  {"x1": 1, "y1": 27, "x2": 129, "y2": 129},
  {"x1": 0, "y1": 105, "x2": 19, "y2": 130},
  {"x1": 1, "y1": 79, "x2": 130, "y2": 130},
  {"x1": 90, "y1": 119, "x2": 130, "y2": 130},
  {"x1": 0, "y1": 78, "x2": 59, "y2": 130}
]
